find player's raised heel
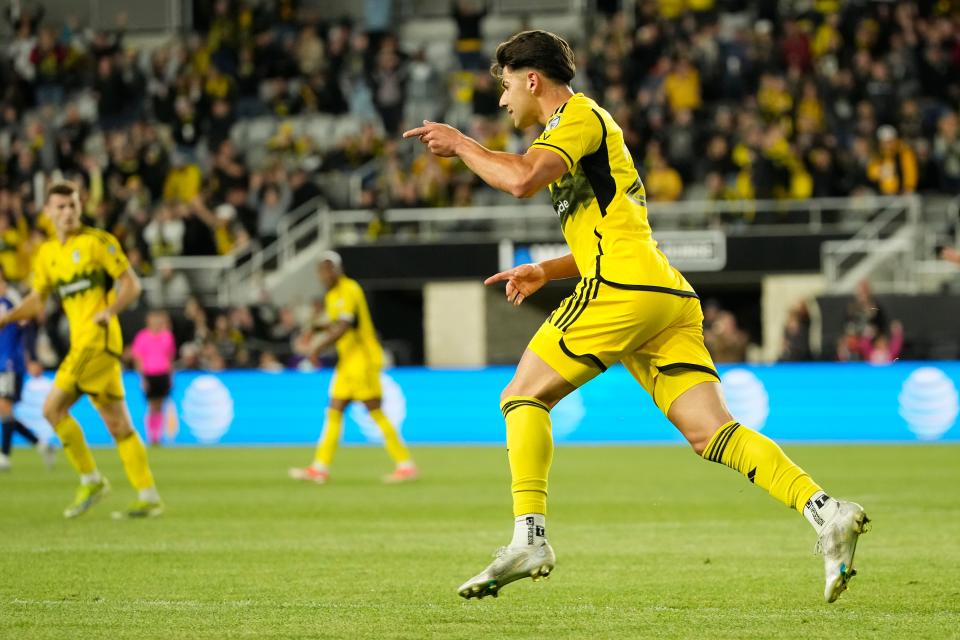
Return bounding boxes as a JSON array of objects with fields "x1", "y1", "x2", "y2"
[
  {"x1": 457, "y1": 542, "x2": 556, "y2": 600},
  {"x1": 818, "y1": 500, "x2": 870, "y2": 603}
]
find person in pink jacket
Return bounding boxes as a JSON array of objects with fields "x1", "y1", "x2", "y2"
[{"x1": 130, "y1": 311, "x2": 177, "y2": 445}]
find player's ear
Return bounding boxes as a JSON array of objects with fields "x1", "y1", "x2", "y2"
[{"x1": 527, "y1": 71, "x2": 538, "y2": 94}]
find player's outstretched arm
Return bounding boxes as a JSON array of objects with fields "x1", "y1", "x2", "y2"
[
  {"x1": 0, "y1": 290, "x2": 47, "y2": 327},
  {"x1": 484, "y1": 254, "x2": 579, "y2": 306},
  {"x1": 94, "y1": 267, "x2": 142, "y2": 326},
  {"x1": 402, "y1": 121, "x2": 567, "y2": 199}
]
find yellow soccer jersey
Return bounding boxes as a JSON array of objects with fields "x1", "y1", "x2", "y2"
[
  {"x1": 325, "y1": 276, "x2": 383, "y2": 371},
  {"x1": 530, "y1": 93, "x2": 694, "y2": 295},
  {"x1": 32, "y1": 227, "x2": 130, "y2": 355}
]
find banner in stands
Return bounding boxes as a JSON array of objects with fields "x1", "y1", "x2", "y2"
[{"x1": 16, "y1": 363, "x2": 960, "y2": 446}]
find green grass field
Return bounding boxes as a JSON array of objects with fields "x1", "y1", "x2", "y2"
[{"x1": 1, "y1": 444, "x2": 958, "y2": 639}]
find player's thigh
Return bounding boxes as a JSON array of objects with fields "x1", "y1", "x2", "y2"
[
  {"x1": 528, "y1": 280, "x2": 675, "y2": 394},
  {"x1": 43, "y1": 383, "x2": 78, "y2": 424},
  {"x1": 502, "y1": 347, "x2": 577, "y2": 408},
  {"x1": 328, "y1": 368, "x2": 358, "y2": 410},
  {"x1": 353, "y1": 369, "x2": 383, "y2": 405}
]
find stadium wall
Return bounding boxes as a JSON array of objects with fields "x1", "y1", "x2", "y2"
[{"x1": 14, "y1": 363, "x2": 960, "y2": 446}]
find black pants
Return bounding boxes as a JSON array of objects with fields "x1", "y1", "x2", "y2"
[{"x1": 1, "y1": 418, "x2": 38, "y2": 456}]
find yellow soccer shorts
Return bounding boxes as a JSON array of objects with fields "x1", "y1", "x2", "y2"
[
  {"x1": 329, "y1": 364, "x2": 383, "y2": 402},
  {"x1": 528, "y1": 277, "x2": 719, "y2": 416},
  {"x1": 53, "y1": 346, "x2": 125, "y2": 407}
]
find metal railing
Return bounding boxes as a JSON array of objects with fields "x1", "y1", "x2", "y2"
[
  {"x1": 142, "y1": 196, "x2": 327, "y2": 306},
  {"x1": 821, "y1": 196, "x2": 922, "y2": 293},
  {"x1": 175, "y1": 195, "x2": 940, "y2": 306}
]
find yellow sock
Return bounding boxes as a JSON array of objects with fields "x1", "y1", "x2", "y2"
[
  {"x1": 314, "y1": 408, "x2": 344, "y2": 466},
  {"x1": 55, "y1": 416, "x2": 97, "y2": 475},
  {"x1": 502, "y1": 396, "x2": 553, "y2": 517},
  {"x1": 369, "y1": 408, "x2": 411, "y2": 464},
  {"x1": 116, "y1": 431, "x2": 156, "y2": 491},
  {"x1": 702, "y1": 420, "x2": 821, "y2": 511}
]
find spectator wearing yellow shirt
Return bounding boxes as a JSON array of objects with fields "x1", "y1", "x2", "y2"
[
  {"x1": 0, "y1": 209, "x2": 28, "y2": 284},
  {"x1": 162, "y1": 153, "x2": 202, "y2": 204},
  {"x1": 663, "y1": 57, "x2": 701, "y2": 114},
  {"x1": 644, "y1": 144, "x2": 684, "y2": 201},
  {"x1": 867, "y1": 125, "x2": 918, "y2": 195}
]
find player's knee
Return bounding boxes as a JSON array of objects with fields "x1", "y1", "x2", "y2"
[
  {"x1": 43, "y1": 402, "x2": 67, "y2": 427},
  {"x1": 689, "y1": 429, "x2": 714, "y2": 456},
  {"x1": 105, "y1": 418, "x2": 134, "y2": 440}
]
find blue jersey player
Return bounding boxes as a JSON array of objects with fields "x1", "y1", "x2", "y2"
[{"x1": 0, "y1": 270, "x2": 54, "y2": 470}]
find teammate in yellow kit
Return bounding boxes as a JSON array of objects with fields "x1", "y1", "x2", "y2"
[
  {"x1": 405, "y1": 30, "x2": 868, "y2": 602},
  {"x1": 0, "y1": 181, "x2": 162, "y2": 518},
  {"x1": 289, "y1": 251, "x2": 418, "y2": 484}
]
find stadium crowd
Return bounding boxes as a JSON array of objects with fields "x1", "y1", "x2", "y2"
[{"x1": 1, "y1": 0, "x2": 957, "y2": 369}]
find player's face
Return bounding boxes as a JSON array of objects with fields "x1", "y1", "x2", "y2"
[
  {"x1": 47, "y1": 193, "x2": 82, "y2": 234},
  {"x1": 147, "y1": 312, "x2": 165, "y2": 332},
  {"x1": 498, "y1": 67, "x2": 539, "y2": 129},
  {"x1": 317, "y1": 262, "x2": 338, "y2": 289}
]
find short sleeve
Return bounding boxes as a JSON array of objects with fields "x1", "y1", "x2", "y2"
[
  {"x1": 130, "y1": 331, "x2": 146, "y2": 359},
  {"x1": 31, "y1": 246, "x2": 51, "y2": 295},
  {"x1": 529, "y1": 103, "x2": 604, "y2": 171},
  {"x1": 95, "y1": 231, "x2": 130, "y2": 279},
  {"x1": 326, "y1": 287, "x2": 358, "y2": 325}
]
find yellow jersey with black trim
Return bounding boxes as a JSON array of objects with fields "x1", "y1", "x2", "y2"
[
  {"x1": 325, "y1": 276, "x2": 383, "y2": 371},
  {"x1": 530, "y1": 93, "x2": 695, "y2": 296},
  {"x1": 31, "y1": 227, "x2": 130, "y2": 355}
]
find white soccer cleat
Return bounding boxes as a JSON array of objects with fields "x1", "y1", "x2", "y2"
[
  {"x1": 458, "y1": 542, "x2": 556, "y2": 600},
  {"x1": 817, "y1": 500, "x2": 870, "y2": 603},
  {"x1": 0, "y1": 453, "x2": 9, "y2": 471}
]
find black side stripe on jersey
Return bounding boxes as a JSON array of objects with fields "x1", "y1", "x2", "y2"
[
  {"x1": 551, "y1": 280, "x2": 583, "y2": 326},
  {"x1": 71, "y1": 348, "x2": 95, "y2": 376},
  {"x1": 553, "y1": 278, "x2": 588, "y2": 329},
  {"x1": 558, "y1": 278, "x2": 600, "y2": 332},
  {"x1": 532, "y1": 141, "x2": 574, "y2": 167},
  {"x1": 558, "y1": 338, "x2": 607, "y2": 372},
  {"x1": 579, "y1": 110, "x2": 616, "y2": 216},
  {"x1": 501, "y1": 398, "x2": 549, "y2": 418},
  {"x1": 596, "y1": 276, "x2": 700, "y2": 299},
  {"x1": 656, "y1": 362, "x2": 720, "y2": 380},
  {"x1": 556, "y1": 278, "x2": 592, "y2": 331}
]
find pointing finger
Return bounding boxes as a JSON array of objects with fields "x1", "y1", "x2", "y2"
[
  {"x1": 402, "y1": 127, "x2": 427, "y2": 139},
  {"x1": 484, "y1": 270, "x2": 514, "y2": 286}
]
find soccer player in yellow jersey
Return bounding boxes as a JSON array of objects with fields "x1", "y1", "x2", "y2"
[
  {"x1": 0, "y1": 181, "x2": 162, "y2": 519},
  {"x1": 404, "y1": 31, "x2": 868, "y2": 603},
  {"x1": 289, "y1": 251, "x2": 418, "y2": 484}
]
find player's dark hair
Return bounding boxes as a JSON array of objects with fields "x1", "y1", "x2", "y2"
[
  {"x1": 45, "y1": 179, "x2": 80, "y2": 202},
  {"x1": 491, "y1": 30, "x2": 576, "y2": 85}
]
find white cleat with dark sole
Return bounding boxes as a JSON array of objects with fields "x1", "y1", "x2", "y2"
[
  {"x1": 818, "y1": 500, "x2": 870, "y2": 603},
  {"x1": 458, "y1": 542, "x2": 556, "y2": 600}
]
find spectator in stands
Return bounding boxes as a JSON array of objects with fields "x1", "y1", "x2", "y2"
[
  {"x1": 644, "y1": 142, "x2": 683, "y2": 202},
  {"x1": 779, "y1": 301, "x2": 813, "y2": 362},
  {"x1": 845, "y1": 280, "x2": 887, "y2": 340},
  {"x1": 162, "y1": 152, "x2": 202, "y2": 204},
  {"x1": 867, "y1": 125, "x2": 918, "y2": 195},
  {"x1": 704, "y1": 310, "x2": 749, "y2": 363},
  {"x1": 452, "y1": 0, "x2": 487, "y2": 71},
  {"x1": 934, "y1": 110, "x2": 960, "y2": 192},
  {"x1": 860, "y1": 321, "x2": 904, "y2": 365}
]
